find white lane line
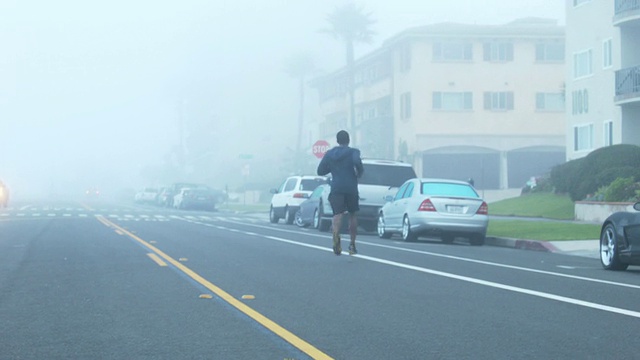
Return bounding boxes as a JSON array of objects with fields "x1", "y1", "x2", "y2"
[
  {"x1": 19, "y1": 205, "x2": 31, "y2": 211},
  {"x1": 32, "y1": 213, "x2": 41, "y2": 217},
  {"x1": 17, "y1": 213, "x2": 25, "y2": 217},
  {"x1": 63, "y1": 214, "x2": 71, "y2": 217},
  {"x1": 0, "y1": 213, "x2": 9, "y2": 216},
  {"x1": 48, "y1": 214, "x2": 56, "y2": 217},
  {"x1": 217, "y1": 218, "x2": 640, "y2": 290},
  {"x1": 79, "y1": 214, "x2": 88, "y2": 218}
]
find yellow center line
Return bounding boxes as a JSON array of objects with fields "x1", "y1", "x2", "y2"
[{"x1": 95, "y1": 216, "x2": 332, "y2": 360}]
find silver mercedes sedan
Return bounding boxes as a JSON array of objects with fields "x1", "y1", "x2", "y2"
[{"x1": 377, "y1": 178, "x2": 488, "y2": 245}]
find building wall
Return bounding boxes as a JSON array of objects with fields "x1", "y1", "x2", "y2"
[{"x1": 565, "y1": 0, "x2": 621, "y2": 160}]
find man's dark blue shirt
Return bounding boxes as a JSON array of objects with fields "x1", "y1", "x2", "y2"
[{"x1": 317, "y1": 145, "x2": 364, "y2": 195}]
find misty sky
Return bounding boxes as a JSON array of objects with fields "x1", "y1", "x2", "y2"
[{"x1": 0, "y1": 0, "x2": 564, "y2": 196}]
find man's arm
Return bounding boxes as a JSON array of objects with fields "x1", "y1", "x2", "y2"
[
  {"x1": 353, "y1": 149, "x2": 364, "y2": 178},
  {"x1": 317, "y1": 156, "x2": 330, "y2": 176}
]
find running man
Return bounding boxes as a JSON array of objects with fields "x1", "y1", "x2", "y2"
[{"x1": 317, "y1": 130, "x2": 364, "y2": 255}]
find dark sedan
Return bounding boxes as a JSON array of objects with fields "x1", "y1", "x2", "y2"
[{"x1": 600, "y1": 202, "x2": 640, "y2": 270}]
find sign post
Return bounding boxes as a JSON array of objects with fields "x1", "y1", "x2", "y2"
[{"x1": 312, "y1": 140, "x2": 330, "y2": 159}]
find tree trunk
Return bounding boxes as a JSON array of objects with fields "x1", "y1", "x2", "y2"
[
  {"x1": 295, "y1": 75, "x2": 305, "y2": 172},
  {"x1": 346, "y1": 40, "x2": 356, "y2": 145}
]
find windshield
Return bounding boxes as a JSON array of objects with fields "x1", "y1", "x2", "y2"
[{"x1": 359, "y1": 164, "x2": 417, "y2": 187}]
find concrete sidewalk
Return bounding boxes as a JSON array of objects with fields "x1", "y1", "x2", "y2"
[{"x1": 486, "y1": 237, "x2": 600, "y2": 259}]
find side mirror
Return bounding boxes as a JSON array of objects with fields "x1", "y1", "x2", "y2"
[
  {"x1": 270, "y1": 188, "x2": 278, "y2": 194},
  {"x1": 384, "y1": 195, "x2": 394, "y2": 202}
]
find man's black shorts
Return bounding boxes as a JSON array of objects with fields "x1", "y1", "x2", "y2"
[{"x1": 328, "y1": 192, "x2": 359, "y2": 215}]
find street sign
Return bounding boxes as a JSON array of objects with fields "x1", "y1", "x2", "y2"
[{"x1": 312, "y1": 140, "x2": 330, "y2": 159}]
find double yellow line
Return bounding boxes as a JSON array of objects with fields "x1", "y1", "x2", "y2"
[{"x1": 96, "y1": 216, "x2": 332, "y2": 360}]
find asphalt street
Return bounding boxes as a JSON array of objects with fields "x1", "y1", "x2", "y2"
[{"x1": 1, "y1": 199, "x2": 638, "y2": 359}]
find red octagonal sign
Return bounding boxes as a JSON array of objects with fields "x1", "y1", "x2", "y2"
[{"x1": 312, "y1": 140, "x2": 330, "y2": 159}]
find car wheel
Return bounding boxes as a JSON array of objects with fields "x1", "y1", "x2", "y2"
[
  {"x1": 377, "y1": 213, "x2": 391, "y2": 239},
  {"x1": 401, "y1": 215, "x2": 416, "y2": 242},
  {"x1": 284, "y1": 206, "x2": 294, "y2": 225},
  {"x1": 441, "y1": 235, "x2": 455, "y2": 244},
  {"x1": 469, "y1": 234, "x2": 485, "y2": 246},
  {"x1": 600, "y1": 223, "x2": 629, "y2": 271},
  {"x1": 294, "y1": 210, "x2": 306, "y2": 227},
  {"x1": 318, "y1": 202, "x2": 330, "y2": 232},
  {"x1": 269, "y1": 206, "x2": 279, "y2": 223},
  {"x1": 313, "y1": 209, "x2": 320, "y2": 229}
]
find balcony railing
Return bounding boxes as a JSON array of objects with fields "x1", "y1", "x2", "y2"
[
  {"x1": 615, "y1": 65, "x2": 640, "y2": 103},
  {"x1": 614, "y1": 0, "x2": 640, "y2": 25}
]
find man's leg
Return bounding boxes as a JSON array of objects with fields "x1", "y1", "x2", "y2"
[{"x1": 332, "y1": 213, "x2": 343, "y2": 255}]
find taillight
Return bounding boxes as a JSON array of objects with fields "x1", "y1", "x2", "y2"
[
  {"x1": 418, "y1": 199, "x2": 436, "y2": 212},
  {"x1": 293, "y1": 193, "x2": 306, "y2": 198},
  {"x1": 476, "y1": 201, "x2": 488, "y2": 215}
]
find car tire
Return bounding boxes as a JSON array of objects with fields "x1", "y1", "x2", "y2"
[
  {"x1": 469, "y1": 234, "x2": 485, "y2": 246},
  {"x1": 318, "y1": 202, "x2": 331, "y2": 232},
  {"x1": 600, "y1": 223, "x2": 629, "y2": 271},
  {"x1": 401, "y1": 215, "x2": 416, "y2": 242},
  {"x1": 441, "y1": 235, "x2": 455, "y2": 244},
  {"x1": 294, "y1": 210, "x2": 306, "y2": 227},
  {"x1": 284, "y1": 206, "x2": 294, "y2": 225},
  {"x1": 377, "y1": 213, "x2": 391, "y2": 239},
  {"x1": 269, "y1": 206, "x2": 279, "y2": 224},
  {"x1": 312, "y1": 209, "x2": 320, "y2": 229}
]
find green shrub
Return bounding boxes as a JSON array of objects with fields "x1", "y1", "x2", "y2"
[
  {"x1": 604, "y1": 177, "x2": 635, "y2": 202},
  {"x1": 551, "y1": 145, "x2": 640, "y2": 201}
]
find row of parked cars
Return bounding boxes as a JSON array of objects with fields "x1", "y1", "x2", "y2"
[
  {"x1": 134, "y1": 183, "x2": 222, "y2": 211},
  {"x1": 269, "y1": 158, "x2": 489, "y2": 245}
]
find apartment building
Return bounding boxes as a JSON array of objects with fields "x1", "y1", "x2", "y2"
[
  {"x1": 566, "y1": 0, "x2": 640, "y2": 160},
  {"x1": 312, "y1": 18, "x2": 566, "y2": 189}
]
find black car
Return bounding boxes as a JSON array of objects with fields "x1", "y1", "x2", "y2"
[{"x1": 600, "y1": 202, "x2": 640, "y2": 270}]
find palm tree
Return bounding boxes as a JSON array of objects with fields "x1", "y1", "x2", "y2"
[
  {"x1": 284, "y1": 53, "x2": 315, "y2": 172},
  {"x1": 323, "y1": 2, "x2": 375, "y2": 144}
]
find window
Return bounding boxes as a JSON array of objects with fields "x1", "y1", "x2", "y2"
[
  {"x1": 433, "y1": 42, "x2": 473, "y2": 61},
  {"x1": 574, "y1": 49, "x2": 593, "y2": 79},
  {"x1": 574, "y1": 124, "x2": 594, "y2": 152},
  {"x1": 403, "y1": 182, "x2": 415, "y2": 199},
  {"x1": 421, "y1": 182, "x2": 479, "y2": 198},
  {"x1": 483, "y1": 42, "x2": 513, "y2": 62},
  {"x1": 536, "y1": 93, "x2": 565, "y2": 111},
  {"x1": 573, "y1": 0, "x2": 591, "y2": 6},
  {"x1": 604, "y1": 120, "x2": 613, "y2": 146},
  {"x1": 399, "y1": 44, "x2": 411, "y2": 72},
  {"x1": 483, "y1": 92, "x2": 514, "y2": 111},
  {"x1": 433, "y1": 92, "x2": 473, "y2": 111},
  {"x1": 400, "y1": 92, "x2": 411, "y2": 119},
  {"x1": 394, "y1": 183, "x2": 409, "y2": 201},
  {"x1": 603, "y1": 39, "x2": 612, "y2": 69},
  {"x1": 536, "y1": 43, "x2": 564, "y2": 62},
  {"x1": 571, "y1": 89, "x2": 589, "y2": 115}
]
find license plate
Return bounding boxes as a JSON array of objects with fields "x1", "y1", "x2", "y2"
[{"x1": 447, "y1": 205, "x2": 463, "y2": 214}]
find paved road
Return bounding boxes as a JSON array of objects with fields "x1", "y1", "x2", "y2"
[{"x1": 1, "y1": 199, "x2": 639, "y2": 359}]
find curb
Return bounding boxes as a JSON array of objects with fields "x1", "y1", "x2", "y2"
[{"x1": 486, "y1": 237, "x2": 560, "y2": 253}]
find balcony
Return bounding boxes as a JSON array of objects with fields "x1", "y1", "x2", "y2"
[
  {"x1": 613, "y1": 0, "x2": 640, "y2": 26},
  {"x1": 615, "y1": 65, "x2": 640, "y2": 104}
]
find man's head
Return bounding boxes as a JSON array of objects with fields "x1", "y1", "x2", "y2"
[{"x1": 336, "y1": 130, "x2": 350, "y2": 145}]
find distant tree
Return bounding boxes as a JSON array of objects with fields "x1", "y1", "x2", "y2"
[
  {"x1": 323, "y1": 2, "x2": 376, "y2": 144},
  {"x1": 284, "y1": 53, "x2": 315, "y2": 173}
]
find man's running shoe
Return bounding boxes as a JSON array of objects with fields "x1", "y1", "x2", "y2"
[
  {"x1": 348, "y1": 244, "x2": 357, "y2": 255},
  {"x1": 332, "y1": 233, "x2": 342, "y2": 255}
]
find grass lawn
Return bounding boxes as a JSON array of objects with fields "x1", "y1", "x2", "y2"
[
  {"x1": 488, "y1": 192, "x2": 575, "y2": 220},
  {"x1": 487, "y1": 220, "x2": 601, "y2": 241}
]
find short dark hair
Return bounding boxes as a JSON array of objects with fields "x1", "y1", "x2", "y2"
[{"x1": 336, "y1": 130, "x2": 350, "y2": 145}]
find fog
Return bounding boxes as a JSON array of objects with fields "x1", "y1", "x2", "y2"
[{"x1": 0, "y1": 0, "x2": 564, "y2": 199}]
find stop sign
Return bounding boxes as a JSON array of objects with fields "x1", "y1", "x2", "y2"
[{"x1": 312, "y1": 140, "x2": 330, "y2": 159}]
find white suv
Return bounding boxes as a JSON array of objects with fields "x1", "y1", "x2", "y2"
[
  {"x1": 269, "y1": 175, "x2": 328, "y2": 224},
  {"x1": 315, "y1": 159, "x2": 417, "y2": 232}
]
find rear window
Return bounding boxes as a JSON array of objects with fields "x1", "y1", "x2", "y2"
[
  {"x1": 359, "y1": 164, "x2": 416, "y2": 187},
  {"x1": 300, "y1": 179, "x2": 326, "y2": 191},
  {"x1": 421, "y1": 182, "x2": 479, "y2": 198}
]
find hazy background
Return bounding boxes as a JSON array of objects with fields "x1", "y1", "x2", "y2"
[{"x1": 0, "y1": 0, "x2": 565, "y2": 199}]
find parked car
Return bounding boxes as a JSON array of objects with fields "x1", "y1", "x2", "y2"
[
  {"x1": 134, "y1": 187, "x2": 159, "y2": 204},
  {"x1": 173, "y1": 188, "x2": 217, "y2": 211},
  {"x1": 308, "y1": 158, "x2": 417, "y2": 233},
  {"x1": 294, "y1": 184, "x2": 332, "y2": 231},
  {"x1": 270, "y1": 175, "x2": 328, "y2": 224},
  {"x1": 160, "y1": 182, "x2": 207, "y2": 207},
  {"x1": 377, "y1": 178, "x2": 489, "y2": 245},
  {"x1": 599, "y1": 202, "x2": 640, "y2": 271}
]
